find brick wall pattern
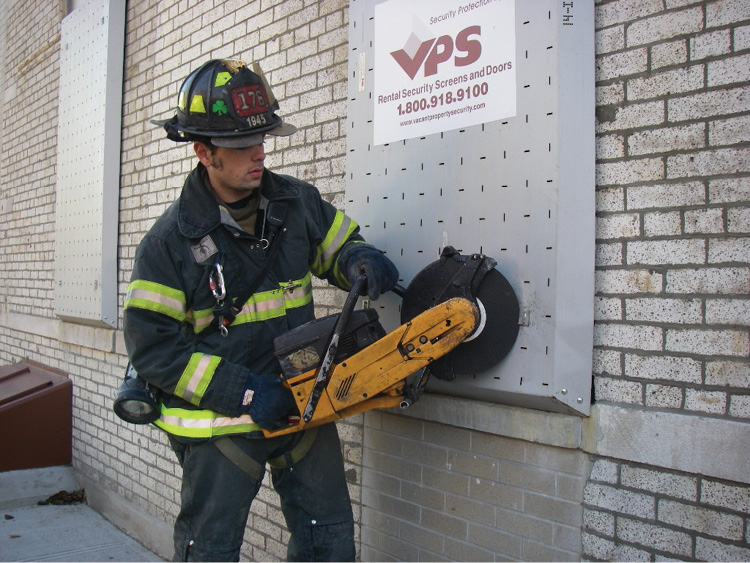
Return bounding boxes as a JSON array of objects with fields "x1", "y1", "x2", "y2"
[{"x1": 588, "y1": 0, "x2": 750, "y2": 560}]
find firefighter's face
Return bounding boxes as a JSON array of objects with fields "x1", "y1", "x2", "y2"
[{"x1": 194, "y1": 141, "x2": 266, "y2": 203}]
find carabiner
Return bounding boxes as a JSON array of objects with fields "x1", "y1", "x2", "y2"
[{"x1": 209, "y1": 263, "x2": 226, "y2": 301}]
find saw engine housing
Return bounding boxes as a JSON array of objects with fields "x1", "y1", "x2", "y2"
[{"x1": 275, "y1": 309, "x2": 386, "y2": 378}]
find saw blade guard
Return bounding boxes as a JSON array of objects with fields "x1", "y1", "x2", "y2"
[{"x1": 400, "y1": 246, "x2": 520, "y2": 380}]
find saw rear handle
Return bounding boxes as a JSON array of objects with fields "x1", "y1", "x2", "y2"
[{"x1": 301, "y1": 274, "x2": 367, "y2": 423}]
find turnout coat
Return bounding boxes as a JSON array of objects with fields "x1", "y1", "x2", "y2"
[{"x1": 123, "y1": 164, "x2": 366, "y2": 440}]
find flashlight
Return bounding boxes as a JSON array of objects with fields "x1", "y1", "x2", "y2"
[{"x1": 113, "y1": 363, "x2": 160, "y2": 424}]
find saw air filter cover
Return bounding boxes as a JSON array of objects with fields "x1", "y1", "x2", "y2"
[{"x1": 274, "y1": 309, "x2": 386, "y2": 378}]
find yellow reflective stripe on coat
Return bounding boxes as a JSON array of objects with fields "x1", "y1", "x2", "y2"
[
  {"x1": 187, "y1": 307, "x2": 214, "y2": 331},
  {"x1": 233, "y1": 278, "x2": 314, "y2": 324},
  {"x1": 174, "y1": 353, "x2": 221, "y2": 406},
  {"x1": 154, "y1": 405, "x2": 262, "y2": 438},
  {"x1": 281, "y1": 274, "x2": 314, "y2": 309},
  {"x1": 125, "y1": 280, "x2": 187, "y2": 322},
  {"x1": 311, "y1": 211, "x2": 358, "y2": 276},
  {"x1": 188, "y1": 274, "x2": 313, "y2": 333}
]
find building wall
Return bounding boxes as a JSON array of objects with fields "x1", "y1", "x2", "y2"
[
  {"x1": 586, "y1": 0, "x2": 750, "y2": 560},
  {"x1": 0, "y1": 0, "x2": 747, "y2": 561},
  {"x1": 361, "y1": 409, "x2": 589, "y2": 561},
  {"x1": 0, "y1": 0, "x2": 62, "y2": 320}
]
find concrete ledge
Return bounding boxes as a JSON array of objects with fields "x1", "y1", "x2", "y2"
[
  {"x1": 582, "y1": 404, "x2": 750, "y2": 485},
  {"x1": 397, "y1": 397, "x2": 750, "y2": 486},
  {"x1": 77, "y1": 472, "x2": 173, "y2": 561},
  {"x1": 57, "y1": 320, "x2": 116, "y2": 351},
  {"x1": 394, "y1": 393, "x2": 583, "y2": 449},
  {"x1": 0, "y1": 310, "x2": 58, "y2": 341},
  {"x1": 0, "y1": 310, "x2": 116, "y2": 352}
]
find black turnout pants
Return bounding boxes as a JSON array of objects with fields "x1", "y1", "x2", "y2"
[{"x1": 169, "y1": 423, "x2": 355, "y2": 562}]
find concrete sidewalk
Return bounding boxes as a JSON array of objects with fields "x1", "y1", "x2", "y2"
[{"x1": 0, "y1": 466, "x2": 163, "y2": 562}]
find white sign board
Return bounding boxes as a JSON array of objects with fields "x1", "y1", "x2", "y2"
[{"x1": 373, "y1": 0, "x2": 516, "y2": 145}]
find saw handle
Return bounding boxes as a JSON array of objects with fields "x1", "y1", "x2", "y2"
[
  {"x1": 302, "y1": 274, "x2": 367, "y2": 422},
  {"x1": 391, "y1": 283, "x2": 407, "y2": 298}
]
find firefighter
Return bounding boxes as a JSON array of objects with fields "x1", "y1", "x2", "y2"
[{"x1": 122, "y1": 59, "x2": 398, "y2": 562}]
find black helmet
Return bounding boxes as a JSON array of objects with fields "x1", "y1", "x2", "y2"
[{"x1": 154, "y1": 59, "x2": 297, "y2": 147}]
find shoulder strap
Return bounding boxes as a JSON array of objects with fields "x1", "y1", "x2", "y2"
[
  {"x1": 231, "y1": 199, "x2": 287, "y2": 306},
  {"x1": 206, "y1": 200, "x2": 288, "y2": 338}
]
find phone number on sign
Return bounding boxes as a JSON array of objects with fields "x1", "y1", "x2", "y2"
[{"x1": 396, "y1": 82, "x2": 489, "y2": 116}]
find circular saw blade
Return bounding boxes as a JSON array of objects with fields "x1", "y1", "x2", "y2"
[{"x1": 401, "y1": 265, "x2": 520, "y2": 380}]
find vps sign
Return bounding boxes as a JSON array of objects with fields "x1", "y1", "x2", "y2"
[
  {"x1": 373, "y1": 0, "x2": 516, "y2": 145},
  {"x1": 391, "y1": 25, "x2": 482, "y2": 80}
]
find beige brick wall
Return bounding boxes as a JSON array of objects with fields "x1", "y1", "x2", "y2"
[
  {"x1": 0, "y1": 0, "x2": 749, "y2": 561},
  {"x1": 0, "y1": 0, "x2": 62, "y2": 320},
  {"x1": 585, "y1": 458, "x2": 750, "y2": 561},
  {"x1": 1, "y1": 0, "x2": 357, "y2": 560},
  {"x1": 362, "y1": 411, "x2": 588, "y2": 561},
  {"x1": 587, "y1": 0, "x2": 750, "y2": 559}
]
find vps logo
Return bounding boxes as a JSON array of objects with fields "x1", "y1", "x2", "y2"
[{"x1": 391, "y1": 25, "x2": 482, "y2": 80}]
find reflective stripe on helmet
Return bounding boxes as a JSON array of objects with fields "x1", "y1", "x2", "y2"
[
  {"x1": 154, "y1": 405, "x2": 262, "y2": 438},
  {"x1": 174, "y1": 353, "x2": 221, "y2": 406},
  {"x1": 189, "y1": 94, "x2": 206, "y2": 114},
  {"x1": 125, "y1": 280, "x2": 187, "y2": 322},
  {"x1": 215, "y1": 71, "x2": 232, "y2": 87},
  {"x1": 312, "y1": 211, "x2": 358, "y2": 277}
]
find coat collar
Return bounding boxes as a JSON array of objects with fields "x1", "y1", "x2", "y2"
[{"x1": 177, "y1": 163, "x2": 299, "y2": 239}]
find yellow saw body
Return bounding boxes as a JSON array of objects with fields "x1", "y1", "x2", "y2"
[{"x1": 263, "y1": 297, "x2": 479, "y2": 437}]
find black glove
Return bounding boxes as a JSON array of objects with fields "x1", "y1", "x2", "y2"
[
  {"x1": 345, "y1": 244, "x2": 399, "y2": 300},
  {"x1": 240, "y1": 374, "x2": 297, "y2": 430}
]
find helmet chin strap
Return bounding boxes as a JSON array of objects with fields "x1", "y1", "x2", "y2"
[{"x1": 162, "y1": 116, "x2": 190, "y2": 142}]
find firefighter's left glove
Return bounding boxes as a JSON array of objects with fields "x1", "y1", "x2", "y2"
[
  {"x1": 345, "y1": 245, "x2": 399, "y2": 300},
  {"x1": 240, "y1": 374, "x2": 297, "y2": 431}
]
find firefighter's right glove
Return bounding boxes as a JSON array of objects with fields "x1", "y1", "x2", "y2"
[
  {"x1": 241, "y1": 374, "x2": 297, "y2": 430},
  {"x1": 344, "y1": 244, "x2": 399, "y2": 300}
]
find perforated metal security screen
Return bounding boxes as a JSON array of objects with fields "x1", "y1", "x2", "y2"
[
  {"x1": 54, "y1": 0, "x2": 125, "y2": 328},
  {"x1": 346, "y1": 0, "x2": 594, "y2": 415}
]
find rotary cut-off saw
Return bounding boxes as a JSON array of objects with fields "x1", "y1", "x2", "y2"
[{"x1": 263, "y1": 247, "x2": 520, "y2": 437}]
